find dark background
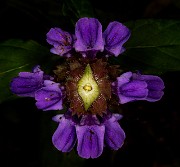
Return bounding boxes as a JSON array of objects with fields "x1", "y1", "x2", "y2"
[{"x1": 0, "y1": 0, "x2": 180, "y2": 167}]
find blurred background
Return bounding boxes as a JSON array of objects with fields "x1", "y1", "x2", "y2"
[{"x1": 0, "y1": 0, "x2": 180, "y2": 167}]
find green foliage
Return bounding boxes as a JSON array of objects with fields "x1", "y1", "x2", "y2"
[
  {"x1": 111, "y1": 19, "x2": 180, "y2": 74},
  {"x1": 0, "y1": 39, "x2": 52, "y2": 103}
]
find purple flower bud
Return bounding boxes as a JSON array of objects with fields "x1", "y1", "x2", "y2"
[
  {"x1": 113, "y1": 72, "x2": 165, "y2": 104},
  {"x1": 74, "y1": 18, "x2": 104, "y2": 58},
  {"x1": 46, "y1": 28, "x2": 74, "y2": 57},
  {"x1": 103, "y1": 21, "x2": 131, "y2": 56},
  {"x1": 35, "y1": 81, "x2": 63, "y2": 111},
  {"x1": 10, "y1": 66, "x2": 44, "y2": 97},
  {"x1": 52, "y1": 115, "x2": 77, "y2": 152}
]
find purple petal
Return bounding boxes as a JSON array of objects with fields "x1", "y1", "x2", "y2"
[
  {"x1": 43, "y1": 80, "x2": 57, "y2": 86},
  {"x1": 115, "y1": 72, "x2": 148, "y2": 104},
  {"x1": 47, "y1": 28, "x2": 73, "y2": 47},
  {"x1": 133, "y1": 74, "x2": 165, "y2": 90},
  {"x1": 50, "y1": 46, "x2": 72, "y2": 56},
  {"x1": 104, "y1": 114, "x2": 125, "y2": 150},
  {"x1": 10, "y1": 69, "x2": 44, "y2": 97},
  {"x1": 146, "y1": 79, "x2": 165, "y2": 90},
  {"x1": 146, "y1": 77, "x2": 164, "y2": 91},
  {"x1": 132, "y1": 73, "x2": 165, "y2": 101},
  {"x1": 146, "y1": 90, "x2": 164, "y2": 102},
  {"x1": 76, "y1": 125, "x2": 105, "y2": 159},
  {"x1": 46, "y1": 28, "x2": 74, "y2": 56},
  {"x1": 74, "y1": 18, "x2": 104, "y2": 53},
  {"x1": 120, "y1": 80, "x2": 148, "y2": 98},
  {"x1": 103, "y1": 21, "x2": 131, "y2": 56},
  {"x1": 35, "y1": 83, "x2": 63, "y2": 111},
  {"x1": 113, "y1": 113, "x2": 123, "y2": 120},
  {"x1": 47, "y1": 28, "x2": 64, "y2": 46},
  {"x1": 52, "y1": 117, "x2": 77, "y2": 152},
  {"x1": 116, "y1": 72, "x2": 133, "y2": 87},
  {"x1": 118, "y1": 94, "x2": 137, "y2": 104}
]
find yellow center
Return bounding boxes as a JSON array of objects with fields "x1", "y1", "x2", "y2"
[
  {"x1": 83, "y1": 84, "x2": 92, "y2": 91},
  {"x1": 77, "y1": 64, "x2": 99, "y2": 111}
]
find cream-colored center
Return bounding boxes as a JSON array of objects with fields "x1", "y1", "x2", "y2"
[
  {"x1": 83, "y1": 84, "x2": 92, "y2": 91},
  {"x1": 77, "y1": 64, "x2": 99, "y2": 111}
]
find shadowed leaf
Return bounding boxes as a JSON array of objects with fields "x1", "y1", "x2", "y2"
[
  {"x1": 110, "y1": 19, "x2": 180, "y2": 74},
  {"x1": 0, "y1": 39, "x2": 52, "y2": 103}
]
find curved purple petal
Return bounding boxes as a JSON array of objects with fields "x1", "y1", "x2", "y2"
[
  {"x1": 146, "y1": 90, "x2": 164, "y2": 102},
  {"x1": 74, "y1": 18, "x2": 104, "y2": 54},
  {"x1": 50, "y1": 47, "x2": 72, "y2": 57},
  {"x1": 133, "y1": 73, "x2": 165, "y2": 101},
  {"x1": 113, "y1": 113, "x2": 123, "y2": 120},
  {"x1": 104, "y1": 114, "x2": 125, "y2": 150},
  {"x1": 118, "y1": 94, "x2": 136, "y2": 104},
  {"x1": 116, "y1": 72, "x2": 132, "y2": 87},
  {"x1": 35, "y1": 83, "x2": 63, "y2": 111},
  {"x1": 114, "y1": 72, "x2": 148, "y2": 104},
  {"x1": 133, "y1": 74, "x2": 165, "y2": 90},
  {"x1": 76, "y1": 125, "x2": 105, "y2": 159},
  {"x1": 52, "y1": 116, "x2": 77, "y2": 152},
  {"x1": 120, "y1": 80, "x2": 148, "y2": 98},
  {"x1": 10, "y1": 68, "x2": 44, "y2": 97},
  {"x1": 146, "y1": 79, "x2": 164, "y2": 91},
  {"x1": 112, "y1": 72, "x2": 132, "y2": 95},
  {"x1": 103, "y1": 21, "x2": 131, "y2": 56},
  {"x1": 46, "y1": 28, "x2": 74, "y2": 56}
]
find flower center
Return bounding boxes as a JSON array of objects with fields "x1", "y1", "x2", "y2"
[
  {"x1": 77, "y1": 64, "x2": 99, "y2": 111},
  {"x1": 83, "y1": 84, "x2": 92, "y2": 91}
]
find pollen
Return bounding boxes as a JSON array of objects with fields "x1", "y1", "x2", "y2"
[{"x1": 83, "y1": 84, "x2": 92, "y2": 91}]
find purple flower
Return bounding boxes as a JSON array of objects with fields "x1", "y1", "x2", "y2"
[
  {"x1": 76, "y1": 115, "x2": 105, "y2": 159},
  {"x1": 10, "y1": 17, "x2": 165, "y2": 159},
  {"x1": 35, "y1": 80, "x2": 63, "y2": 111},
  {"x1": 52, "y1": 114, "x2": 77, "y2": 152},
  {"x1": 52, "y1": 114, "x2": 105, "y2": 158},
  {"x1": 112, "y1": 72, "x2": 165, "y2": 104},
  {"x1": 52, "y1": 113, "x2": 126, "y2": 159},
  {"x1": 10, "y1": 66, "x2": 44, "y2": 97},
  {"x1": 103, "y1": 21, "x2": 131, "y2": 56},
  {"x1": 103, "y1": 114, "x2": 125, "y2": 150},
  {"x1": 46, "y1": 28, "x2": 74, "y2": 57},
  {"x1": 74, "y1": 18, "x2": 104, "y2": 57}
]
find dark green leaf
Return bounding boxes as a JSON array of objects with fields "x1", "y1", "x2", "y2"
[
  {"x1": 112, "y1": 19, "x2": 180, "y2": 74},
  {"x1": 0, "y1": 39, "x2": 52, "y2": 103}
]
